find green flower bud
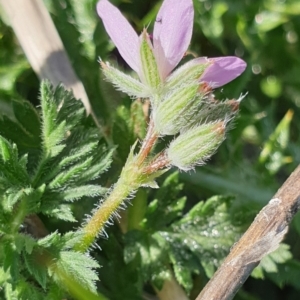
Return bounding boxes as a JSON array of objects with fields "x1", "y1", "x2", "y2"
[
  {"x1": 153, "y1": 83, "x2": 203, "y2": 135},
  {"x1": 100, "y1": 61, "x2": 150, "y2": 98},
  {"x1": 166, "y1": 121, "x2": 226, "y2": 170},
  {"x1": 140, "y1": 29, "x2": 161, "y2": 89}
]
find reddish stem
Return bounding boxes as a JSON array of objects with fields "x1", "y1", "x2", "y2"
[
  {"x1": 143, "y1": 152, "x2": 170, "y2": 174},
  {"x1": 137, "y1": 118, "x2": 158, "y2": 165}
]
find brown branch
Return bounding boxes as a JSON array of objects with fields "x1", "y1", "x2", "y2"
[{"x1": 196, "y1": 164, "x2": 300, "y2": 300}]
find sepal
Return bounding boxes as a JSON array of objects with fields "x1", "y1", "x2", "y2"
[
  {"x1": 139, "y1": 29, "x2": 161, "y2": 89},
  {"x1": 101, "y1": 61, "x2": 150, "y2": 98},
  {"x1": 165, "y1": 58, "x2": 210, "y2": 91},
  {"x1": 181, "y1": 97, "x2": 240, "y2": 131}
]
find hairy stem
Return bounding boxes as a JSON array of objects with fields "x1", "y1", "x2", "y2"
[
  {"x1": 137, "y1": 118, "x2": 158, "y2": 164},
  {"x1": 75, "y1": 120, "x2": 158, "y2": 252},
  {"x1": 75, "y1": 168, "x2": 141, "y2": 252}
]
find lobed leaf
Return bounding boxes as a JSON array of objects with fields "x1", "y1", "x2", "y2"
[
  {"x1": 0, "y1": 136, "x2": 30, "y2": 186},
  {"x1": 24, "y1": 252, "x2": 48, "y2": 289},
  {"x1": 48, "y1": 157, "x2": 93, "y2": 189},
  {"x1": 51, "y1": 251, "x2": 100, "y2": 293},
  {"x1": 162, "y1": 196, "x2": 243, "y2": 278},
  {"x1": 62, "y1": 185, "x2": 107, "y2": 202}
]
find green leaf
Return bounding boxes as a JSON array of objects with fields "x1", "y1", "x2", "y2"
[
  {"x1": 24, "y1": 252, "x2": 48, "y2": 289},
  {"x1": 21, "y1": 81, "x2": 112, "y2": 223},
  {"x1": 67, "y1": 0, "x2": 98, "y2": 59},
  {"x1": 43, "y1": 204, "x2": 76, "y2": 222},
  {"x1": 2, "y1": 187, "x2": 32, "y2": 212},
  {"x1": 54, "y1": 141, "x2": 98, "y2": 171},
  {"x1": 60, "y1": 231, "x2": 84, "y2": 250},
  {"x1": 143, "y1": 172, "x2": 186, "y2": 230},
  {"x1": 0, "y1": 59, "x2": 29, "y2": 93},
  {"x1": 44, "y1": 283, "x2": 65, "y2": 300},
  {"x1": 14, "y1": 234, "x2": 36, "y2": 255},
  {"x1": 40, "y1": 83, "x2": 59, "y2": 144},
  {"x1": 0, "y1": 136, "x2": 30, "y2": 186},
  {"x1": 2, "y1": 185, "x2": 45, "y2": 214},
  {"x1": 112, "y1": 99, "x2": 147, "y2": 163},
  {"x1": 46, "y1": 121, "x2": 67, "y2": 154},
  {"x1": 124, "y1": 230, "x2": 171, "y2": 287},
  {"x1": 4, "y1": 282, "x2": 18, "y2": 300},
  {"x1": 4, "y1": 277, "x2": 46, "y2": 300},
  {"x1": 97, "y1": 232, "x2": 142, "y2": 299},
  {"x1": 169, "y1": 246, "x2": 198, "y2": 294},
  {"x1": 39, "y1": 132, "x2": 112, "y2": 187},
  {"x1": 0, "y1": 266, "x2": 11, "y2": 286},
  {"x1": 259, "y1": 109, "x2": 293, "y2": 174},
  {"x1": 3, "y1": 242, "x2": 20, "y2": 279},
  {"x1": 0, "y1": 99, "x2": 41, "y2": 162},
  {"x1": 76, "y1": 148, "x2": 115, "y2": 183},
  {"x1": 37, "y1": 232, "x2": 60, "y2": 248},
  {"x1": 25, "y1": 184, "x2": 46, "y2": 213},
  {"x1": 160, "y1": 195, "x2": 244, "y2": 279},
  {"x1": 38, "y1": 82, "x2": 84, "y2": 160},
  {"x1": 50, "y1": 251, "x2": 100, "y2": 293},
  {"x1": 62, "y1": 185, "x2": 107, "y2": 202},
  {"x1": 254, "y1": 11, "x2": 288, "y2": 32},
  {"x1": 0, "y1": 71, "x2": 111, "y2": 298},
  {"x1": 49, "y1": 157, "x2": 93, "y2": 188},
  {"x1": 12, "y1": 99, "x2": 41, "y2": 140}
]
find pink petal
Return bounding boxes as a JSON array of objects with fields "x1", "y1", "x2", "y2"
[
  {"x1": 97, "y1": 0, "x2": 140, "y2": 74},
  {"x1": 201, "y1": 57, "x2": 247, "y2": 88},
  {"x1": 153, "y1": 0, "x2": 194, "y2": 80}
]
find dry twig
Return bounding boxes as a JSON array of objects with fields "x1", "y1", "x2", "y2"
[{"x1": 196, "y1": 164, "x2": 300, "y2": 300}]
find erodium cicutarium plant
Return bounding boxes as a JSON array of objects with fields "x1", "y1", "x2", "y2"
[
  {"x1": 0, "y1": 0, "x2": 247, "y2": 299},
  {"x1": 74, "y1": 0, "x2": 247, "y2": 250}
]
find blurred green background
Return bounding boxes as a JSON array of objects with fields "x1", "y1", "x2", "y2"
[{"x1": 0, "y1": 0, "x2": 300, "y2": 299}]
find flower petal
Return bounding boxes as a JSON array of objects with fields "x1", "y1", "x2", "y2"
[
  {"x1": 200, "y1": 57, "x2": 247, "y2": 88},
  {"x1": 97, "y1": 0, "x2": 140, "y2": 73},
  {"x1": 153, "y1": 0, "x2": 194, "y2": 80}
]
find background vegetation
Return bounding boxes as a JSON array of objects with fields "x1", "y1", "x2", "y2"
[{"x1": 0, "y1": 0, "x2": 300, "y2": 299}]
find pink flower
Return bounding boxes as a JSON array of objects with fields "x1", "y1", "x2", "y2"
[{"x1": 97, "y1": 0, "x2": 246, "y2": 88}]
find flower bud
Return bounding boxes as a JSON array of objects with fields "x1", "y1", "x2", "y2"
[
  {"x1": 166, "y1": 121, "x2": 226, "y2": 170},
  {"x1": 153, "y1": 83, "x2": 203, "y2": 135}
]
